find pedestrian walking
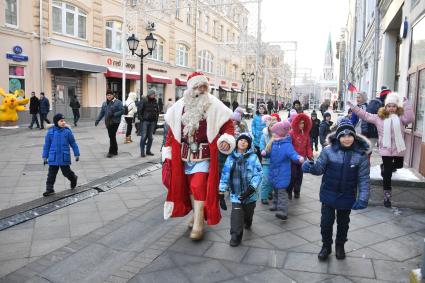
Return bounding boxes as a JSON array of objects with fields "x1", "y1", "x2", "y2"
[
  {"x1": 266, "y1": 99, "x2": 274, "y2": 113},
  {"x1": 251, "y1": 103, "x2": 267, "y2": 162},
  {"x1": 259, "y1": 115, "x2": 278, "y2": 204},
  {"x1": 288, "y1": 113, "x2": 313, "y2": 199},
  {"x1": 310, "y1": 110, "x2": 320, "y2": 152},
  {"x1": 28, "y1": 91, "x2": 40, "y2": 129},
  {"x1": 42, "y1": 113, "x2": 79, "y2": 197},
  {"x1": 219, "y1": 133, "x2": 262, "y2": 247},
  {"x1": 39, "y1": 92, "x2": 50, "y2": 129},
  {"x1": 69, "y1": 95, "x2": 81, "y2": 127},
  {"x1": 95, "y1": 90, "x2": 124, "y2": 158},
  {"x1": 319, "y1": 112, "x2": 333, "y2": 147},
  {"x1": 232, "y1": 100, "x2": 239, "y2": 111},
  {"x1": 302, "y1": 119, "x2": 370, "y2": 261},
  {"x1": 123, "y1": 92, "x2": 138, "y2": 144},
  {"x1": 348, "y1": 92, "x2": 414, "y2": 207},
  {"x1": 287, "y1": 100, "x2": 303, "y2": 118},
  {"x1": 158, "y1": 97, "x2": 164, "y2": 113},
  {"x1": 265, "y1": 120, "x2": 304, "y2": 221},
  {"x1": 138, "y1": 89, "x2": 159, "y2": 157}
]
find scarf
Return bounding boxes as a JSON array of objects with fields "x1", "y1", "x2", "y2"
[
  {"x1": 231, "y1": 154, "x2": 248, "y2": 197},
  {"x1": 383, "y1": 114, "x2": 405, "y2": 153}
]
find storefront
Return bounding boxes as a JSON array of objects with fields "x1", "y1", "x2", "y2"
[
  {"x1": 104, "y1": 68, "x2": 140, "y2": 101},
  {"x1": 5, "y1": 45, "x2": 29, "y2": 99},
  {"x1": 405, "y1": 13, "x2": 425, "y2": 175},
  {"x1": 175, "y1": 78, "x2": 187, "y2": 101},
  {"x1": 146, "y1": 74, "x2": 172, "y2": 113}
]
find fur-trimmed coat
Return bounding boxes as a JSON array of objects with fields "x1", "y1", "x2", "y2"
[
  {"x1": 302, "y1": 133, "x2": 371, "y2": 210},
  {"x1": 162, "y1": 94, "x2": 235, "y2": 225},
  {"x1": 290, "y1": 113, "x2": 313, "y2": 159}
]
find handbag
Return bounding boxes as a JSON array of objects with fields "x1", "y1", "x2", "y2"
[{"x1": 162, "y1": 159, "x2": 172, "y2": 190}]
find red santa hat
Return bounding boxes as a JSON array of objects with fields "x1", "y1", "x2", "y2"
[{"x1": 187, "y1": 71, "x2": 209, "y2": 90}]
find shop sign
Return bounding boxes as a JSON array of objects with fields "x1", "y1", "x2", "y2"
[
  {"x1": 6, "y1": 45, "x2": 28, "y2": 62},
  {"x1": 148, "y1": 67, "x2": 167, "y2": 73},
  {"x1": 231, "y1": 82, "x2": 238, "y2": 87},
  {"x1": 220, "y1": 80, "x2": 226, "y2": 85},
  {"x1": 106, "y1": 58, "x2": 136, "y2": 70}
]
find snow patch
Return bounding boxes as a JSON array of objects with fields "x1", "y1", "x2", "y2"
[{"x1": 370, "y1": 165, "x2": 422, "y2": 182}]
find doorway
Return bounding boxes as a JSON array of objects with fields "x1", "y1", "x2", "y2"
[{"x1": 53, "y1": 76, "x2": 79, "y2": 119}]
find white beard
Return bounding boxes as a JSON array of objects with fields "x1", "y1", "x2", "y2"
[{"x1": 181, "y1": 89, "x2": 211, "y2": 137}]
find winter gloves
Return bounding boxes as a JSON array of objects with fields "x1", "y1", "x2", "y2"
[
  {"x1": 94, "y1": 120, "x2": 99, "y2": 127},
  {"x1": 75, "y1": 156, "x2": 80, "y2": 162},
  {"x1": 219, "y1": 194, "x2": 227, "y2": 210},
  {"x1": 239, "y1": 186, "x2": 256, "y2": 202},
  {"x1": 352, "y1": 200, "x2": 368, "y2": 210},
  {"x1": 43, "y1": 158, "x2": 48, "y2": 166},
  {"x1": 302, "y1": 160, "x2": 314, "y2": 172}
]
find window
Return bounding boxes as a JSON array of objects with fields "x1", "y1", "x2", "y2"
[
  {"x1": 176, "y1": 44, "x2": 189, "y2": 67},
  {"x1": 105, "y1": 21, "x2": 123, "y2": 51},
  {"x1": 148, "y1": 39, "x2": 164, "y2": 61},
  {"x1": 231, "y1": 64, "x2": 237, "y2": 80},
  {"x1": 198, "y1": 50, "x2": 214, "y2": 73},
  {"x1": 186, "y1": 4, "x2": 192, "y2": 25},
  {"x1": 196, "y1": 11, "x2": 201, "y2": 30},
  {"x1": 8, "y1": 66, "x2": 25, "y2": 95},
  {"x1": 52, "y1": 1, "x2": 86, "y2": 39},
  {"x1": 219, "y1": 25, "x2": 223, "y2": 41},
  {"x1": 5, "y1": 0, "x2": 18, "y2": 27},
  {"x1": 226, "y1": 29, "x2": 230, "y2": 42},
  {"x1": 416, "y1": 70, "x2": 425, "y2": 133},
  {"x1": 175, "y1": 0, "x2": 180, "y2": 18},
  {"x1": 410, "y1": 17, "x2": 425, "y2": 68},
  {"x1": 205, "y1": 16, "x2": 209, "y2": 34},
  {"x1": 218, "y1": 62, "x2": 226, "y2": 77},
  {"x1": 213, "y1": 20, "x2": 217, "y2": 38}
]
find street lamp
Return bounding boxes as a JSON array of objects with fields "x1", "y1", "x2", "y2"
[
  {"x1": 241, "y1": 71, "x2": 255, "y2": 111},
  {"x1": 271, "y1": 80, "x2": 281, "y2": 113},
  {"x1": 127, "y1": 33, "x2": 157, "y2": 100}
]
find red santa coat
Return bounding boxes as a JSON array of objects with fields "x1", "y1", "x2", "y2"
[
  {"x1": 290, "y1": 113, "x2": 313, "y2": 159},
  {"x1": 162, "y1": 94, "x2": 235, "y2": 225}
]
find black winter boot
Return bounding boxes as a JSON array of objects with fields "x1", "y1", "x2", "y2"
[
  {"x1": 229, "y1": 234, "x2": 241, "y2": 247},
  {"x1": 71, "y1": 175, "x2": 78, "y2": 189},
  {"x1": 335, "y1": 244, "x2": 346, "y2": 260},
  {"x1": 318, "y1": 245, "x2": 332, "y2": 261}
]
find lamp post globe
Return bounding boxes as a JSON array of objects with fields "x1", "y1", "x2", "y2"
[
  {"x1": 145, "y1": 33, "x2": 157, "y2": 53},
  {"x1": 127, "y1": 34, "x2": 139, "y2": 55}
]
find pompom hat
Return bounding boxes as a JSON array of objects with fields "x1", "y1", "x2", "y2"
[
  {"x1": 236, "y1": 132, "x2": 252, "y2": 149},
  {"x1": 336, "y1": 118, "x2": 356, "y2": 140},
  {"x1": 271, "y1": 120, "x2": 291, "y2": 138}
]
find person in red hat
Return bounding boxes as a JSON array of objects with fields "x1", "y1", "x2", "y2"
[{"x1": 162, "y1": 71, "x2": 235, "y2": 240}]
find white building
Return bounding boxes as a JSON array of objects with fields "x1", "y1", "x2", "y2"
[{"x1": 319, "y1": 34, "x2": 338, "y2": 105}]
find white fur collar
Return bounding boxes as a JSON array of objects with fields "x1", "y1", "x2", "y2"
[{"x1": 165, "y1": 94, "x2": 232, "y2": 143}]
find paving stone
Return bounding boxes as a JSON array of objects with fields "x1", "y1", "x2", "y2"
[
  {"x1": 0, "y1": 258, "x2": 29, "y2": 277},
  {"x1": 220, "y1": 261, "x2": 266, "y2": 277},
  {"x1": 30, "y1": 238, "x2": 71, "y2": 258},
  {"x1": 0, "y1": 242, "x2": 31, "y2": 261},
  {"x1": 281, "y1": 269, "x2": 335, "y2": 283},
  {"x1": 241, "y1": 268, "x2": 293, "y2": 283},
  {"x1": 284, "y1": 252, "x2": 328, "y2": 273},
  {"x1": 291, "y1": 225, "x2": 322, "y2": 242},
  {"x1": 372, "y1": 259, "x2": 419, "y2": 282},
  {"x1": 246, "y1": 221, "x2": 284, "y2": 237},
  {"x1": 129, "y1": 267, "x2": 190, "y2": 283},
  {"x1": 287, "y1": 242, "x2": 322, "y2": 253},
  {"x1": 328, "y1": 256, "x2": 374, "y2": 278},
  {"x1": 348, "y1": 228, "x2": 389, "y2": 246},
  {"x1": 181, "y1": 259, "x2": 234, "y2": 283},
  {"x1": 346, "y1": 247, "x2": 393, "y2": 260},
  {"x1": 241, "y1": 238, "x2": 275, "y2": 249},
  {"x1": 365, "y1": 222, "x2": 411, "y2": 239},
  {"x1": 32, "y1": 225, "x2": 70, "y2": 241},
  {"x1": 0, "y1": 228, "x2": 33, "y2": 245},
  {"x1": 204, "y1": 242, "x2": 249, "y2": 262},
  {"x1": 242, "y1": 247, "x2": 287, "y2": 268},
  {"x1": 319, "y1": 275, "x2": 355, "y2": 282},
  {"x1": 168, "y1": 237, "x2": 213, "y2": 256},
  {"x1": 263, "y1": 232, "x2": 309, "y2": 250},
  {"x1": 369, "y1": 238, "x2": 422, "y2": 261}
]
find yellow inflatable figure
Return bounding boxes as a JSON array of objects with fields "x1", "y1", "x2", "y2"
[{"x1": 0, "y1": 88, "x2": 29, "y2": 126}]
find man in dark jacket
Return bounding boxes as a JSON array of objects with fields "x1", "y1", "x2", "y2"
[
  {"x1": 287, "y1": 100, "x2": 304, "y2": 118},
  {"x1": 319, "y1": 112, "x2": 333, "y2": 147},
  {"x1": 29, "y1": 91, "x2": 40, "y2": 129},
  {"x1": 267, "y1": 99, "x2": 274, "y2": 113},
  {"x1": 232, "y1": 100, "x2": 239, "y2": 111},
  {"x1": 364, "y1": 86, "x2": 391, "y2": 148},
  {"x1": 95, "y1": 90, "x2": 123, "y2": 158},
  {"x1": 69, "y1": 95, "x2": 81, "y2": 127},
  {"x1": 310, "y1": 110, "x2": 320, "y2": 151},
  {"x1": 138, "y1": 89, "x2": 159, "y2": 157},
  {"x1": 39, "y1": 92, "x2": 51, "y2": 129}
]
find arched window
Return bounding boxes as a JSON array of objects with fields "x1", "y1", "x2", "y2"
[
  {"x1": 197, "y1": 50, "x2": 214, "y2": 73},
  {"x1": 148, "y1": 37, "x2": 164, "y2": 61},
  {"x1": 176, "y1": 44, "x2": 189, "y2": 67},
  {"x1": 105, "y1": 21, "x2": 123, "y2": 51},
  {"x1": 52, "y1": 1, "x2": 87, "y2": 39}
]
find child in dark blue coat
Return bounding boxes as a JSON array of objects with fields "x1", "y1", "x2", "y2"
[
  {"x1": 219, "y1": 133, "x2": 263, "y2": 247},
  {"x1": 42, "y1": 114, "x2": 80, "y2": 196},
  {"x1": 302, "y1": 119, "x2": 370, "y2": 261},
  {"x1": 266, "y1": 120, "x2": 304, "y2": 221}
]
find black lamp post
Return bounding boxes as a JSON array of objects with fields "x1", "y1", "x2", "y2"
[
  {"x1": 241, "y1": 71, "x2": 255, "y2": 111},
  {"x1": 271, "y1": 80, "x2": 281, "y2": 113},
  {"x1": 127, "y1": 33, "x2": 157, "y2": 100}
]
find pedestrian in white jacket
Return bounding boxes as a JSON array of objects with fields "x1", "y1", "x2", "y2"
[{"x1": 124, "y1": 92, "x2": 138, "y2": 143}]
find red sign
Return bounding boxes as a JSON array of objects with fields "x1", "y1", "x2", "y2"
[
  {"x1": 231, "y1": 82, "x2": 238, "y2": 87},
  {"x1": 221, "y1": 80, "x2": 226, "y2": 85}
]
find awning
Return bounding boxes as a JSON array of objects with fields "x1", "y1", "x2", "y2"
[
  {"x1": 219, "y1": 86, "x2": 231, "y2": 92},
  {"x1": 210, "y1": 85, "x2": 219, "y2": 90},
  {"x1": 231, "y1": 88, "x2": 242, "y2": 93},
  {"x1": 175, "y1": 78, "x2": 187, "y2": 86},
  {"x1": 46, "y1": 60, "x2": 107, "y2": 73},
  {"x1": 105, "y1": 68, "x2": 140, "y2": 80},
  {"x1": 147, "y1": 74, "x2": 172, "y2": 84}
]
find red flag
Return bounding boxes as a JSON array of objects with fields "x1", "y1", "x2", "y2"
[{"x1": 347, "y1": 81, "x2": 357, "y2": 93}]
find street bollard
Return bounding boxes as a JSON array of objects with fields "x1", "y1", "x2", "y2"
[{"x1": 410, "y1": 238, "x2": 425, "y2": 283}]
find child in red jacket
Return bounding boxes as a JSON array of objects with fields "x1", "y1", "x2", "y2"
[{"x1": 288, "y1": 113, "x2": 313, "y2": 199}]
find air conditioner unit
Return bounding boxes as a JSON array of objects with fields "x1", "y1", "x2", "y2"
[{"x1": 146, "y1": 21, "x2": 155, "y2": 31}]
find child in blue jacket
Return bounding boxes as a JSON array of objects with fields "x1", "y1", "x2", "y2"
[
  {"x1": 251, "y1": 104, "x2": 267, "y2": 161},
  {"x1": 266, "y1": 120, "x2": 304, "y2": 221},
  {"x1": 259, "y1": 115, "x2": 277, "y2": 204},
  {"x1": 42, "y1": 113, "x2": 80, "y2": 196},
  {"x1": 219, "y1": 133, "x2": 263, "y2": 247},
  {"x1": 302, "y1": 119, "x2": 370, "y2": 261}
]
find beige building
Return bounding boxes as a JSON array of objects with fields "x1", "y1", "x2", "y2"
[{"x1": 0, "y1": 0, "x2": 249, "y2": 122}]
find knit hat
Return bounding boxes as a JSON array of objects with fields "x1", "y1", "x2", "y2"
[
  {"x1": 271, "y1": 120, "x2": 291, "y2": 138},
  {"x1": 323, "y1": 112, "x2": 331, "y2": 119},
  {"x1": 231, "y1": 111, "x2": 242, "y2": 122},
  {"x1": 311, "y1": 110, "x2": 317, "y2": 118},
  {"x1": 289, "y1": 109, "x2": 298, "y2": 122},
  {"x1": 53, "y1": 113, "x2": 65, "y2": 127},
  {"x1": 385, "y1": 92, "x2": 402, "y2": 107},
  {"x1": 270, "y1": 113, "x2": 281, "y2": 122},
  {"x1": 380, "y1": 86, "x2": 391, "y2": 98},
  {"x1": 336, "y1": 118, "x2": 356, "y2": 140},
  {"x1": 147, "y1": 89, "x2": 156, "y2": 96},
  {"x1": 187, "y1": 71, "x2": 209, "y2": 89},
  {"x1": 236, "y1": 132, "x2": 252, "y2": 149}
]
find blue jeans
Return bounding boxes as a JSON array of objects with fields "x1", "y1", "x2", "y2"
[{"x1": 140, "y1": 121, "x2": 156, "y2": 154}]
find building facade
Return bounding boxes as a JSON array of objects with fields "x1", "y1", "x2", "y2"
[
  {"x1": 319, "y1": 34, "x2": 338, "y2": 105},
  {"x1": 1, "y1": 0, "x2": 249, "y2": 122}
]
